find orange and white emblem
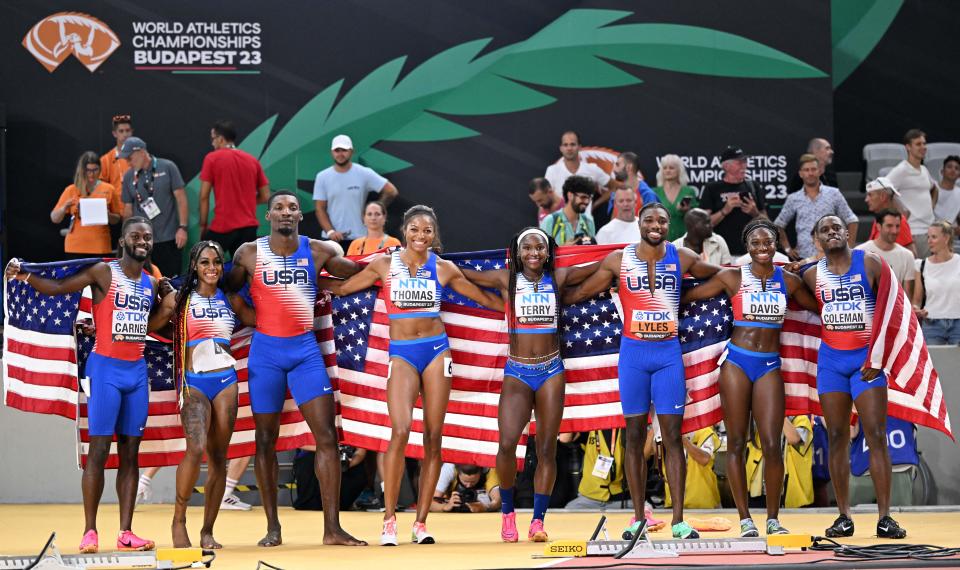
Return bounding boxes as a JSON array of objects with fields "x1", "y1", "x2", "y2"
[{"x1": 22, "y1": 12, "x2": 120, "y2": 73}]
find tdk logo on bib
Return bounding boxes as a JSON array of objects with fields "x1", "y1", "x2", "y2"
[
  {"x1": 262, "y1": 268, "x2": 310, "y2": 285},
  {"x1": 625, "y1": 273, "x2": 677, "y2": 291}
]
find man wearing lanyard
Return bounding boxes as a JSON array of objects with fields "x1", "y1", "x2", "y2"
[{"x1": 119, "y1": 137, "x2": 188, "y2": 276}]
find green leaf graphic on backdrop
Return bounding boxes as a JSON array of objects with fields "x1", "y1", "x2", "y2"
[
  {"x1": 185, "y1": 8, "x2": 826, "y2": 244},
  {"x1": 831, "y1": 0, "x2": 904, "y2": 88}
]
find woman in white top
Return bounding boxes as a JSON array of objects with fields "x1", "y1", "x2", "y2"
[{"x1": 912, "y1": 220, "x2": 960, "y2": 344}]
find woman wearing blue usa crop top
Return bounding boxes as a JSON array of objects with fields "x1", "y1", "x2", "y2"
[
  {"x1": 320, "y1": 205, "x2": 503, "y2": 546},
  {"x1": 463, "y1": 227, "x2": 584, "y2": 543},
  {"x1": 682, "y1": 219, "x2": 816, "y2": 538}
]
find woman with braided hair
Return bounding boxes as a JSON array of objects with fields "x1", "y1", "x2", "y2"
[
  {"x1": 153, "y1": 240, "x2": 255, "y2": 548},
  {"x1": 681, "y1": 218, "x2": 817, "y2": 537},
  {"x1": 462, "y1": 227, "x2": 577, "y2": 542}
]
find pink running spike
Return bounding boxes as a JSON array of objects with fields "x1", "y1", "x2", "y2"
[
  {"x1": 79, "y1": 530, "x2": 98, "y2": 554},
  {"x1": 528, "y1": 518, "x2": 548, "y2": 542},
  {"x1": 501, "y1": 512, "x2": 518, "y2": 542},
  {"x1": 117, "y1": 530, "x2": 155, "y2": 551}
]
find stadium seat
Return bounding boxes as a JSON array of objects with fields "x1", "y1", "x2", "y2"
[
  {"x1": 878, "y1": 166, "x2": 894, "y2": 177},
  {"x1": 863, "y1": 143, "x2": 906, "y2": 181}
]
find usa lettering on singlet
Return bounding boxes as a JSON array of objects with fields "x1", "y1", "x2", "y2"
[
  {"x1": 815, "y1": 250, "x2": 876, "y2": 349},
  {"x1": 186, "y1": 290, "x2": 235, "y2": 345},
  {"x1": 93, "y1": 261, "x2": 153, "y2": 360},
  {"x1": 732, "y1": 264, "x2": 787, "y2": 327},
  {"x1": 386, "y1": 251, "x2": 441, "y2": 318},
  {"x1": 617, "y1": 243, "x2": 681, "y2": 341},
  {"x1": 507, "y1": 273, "x2": 557, "y2": 333},
  {"x1": 249, "y1": 236, "x2": 316, "y2": 336}
]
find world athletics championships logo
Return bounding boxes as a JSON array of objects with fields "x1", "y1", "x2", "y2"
[{"x1": 22, "y1": 12, "x2": 120, "y2": 72}]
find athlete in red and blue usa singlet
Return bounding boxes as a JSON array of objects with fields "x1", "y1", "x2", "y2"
[
  {"x1": 85, "y1": 260, "x2": 154, "y2": 438},
  {"x1": 247, "y1": 235, "x2": 331, "y2": 414},
  {"x1": 384, "y1": 250, "x2": 442, "y2": 319},
  {"x1": 616, "y1": 242, "x2": 686, "y2": 416},
  {"x1": 814, "y1": 249, "x2": 884, "y2": 400},
  {"x1": 502, "y1": 271, "x2": 563, "y2": 393}
]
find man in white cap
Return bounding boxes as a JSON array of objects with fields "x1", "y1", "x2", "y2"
[
  {"x1": 864, "y1": 177, "x2": 917, "y2": 257},
  {"x1": 313, "y1": 134, "x2": 399, "y2": 250}
]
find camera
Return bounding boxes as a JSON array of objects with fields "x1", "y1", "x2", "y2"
[
  {"x1": 454, "y1": 482, "x2": 478, "y2": 512},
  {"x1": 338, "y1": 445, "x2": 356, "y2": 472}
]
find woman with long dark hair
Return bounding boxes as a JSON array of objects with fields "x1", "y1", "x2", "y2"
[
  {"x1": 50, "y1": 151, "x2": 123, "y2": 257},
  {"x1": 320, "y1": 205, "x2": 503, "y2": 545},
  {"x1": 463, "y1": 227, "x2": 571, "y2": 542},
  {"x1": 681, "y1": 219, "x2": 817, "y2": 537},
  {"x1": 153, "y1": 240, "x2": 255, "y2": 548}
]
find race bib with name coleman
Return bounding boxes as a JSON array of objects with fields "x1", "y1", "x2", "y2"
[
  {"x1": 629, "y1": 309, "x2": 677, "y2": 340},
  {"x1": 390, "y1": 276, "x2": 438, "y2": 309},
  {"x1": 822, "y1": 297, "x2": 867, "y2": 331}
]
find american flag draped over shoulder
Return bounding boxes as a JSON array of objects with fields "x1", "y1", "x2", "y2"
[{"x1": 5, "y1": 248, "x2": 951, "y2": 469}]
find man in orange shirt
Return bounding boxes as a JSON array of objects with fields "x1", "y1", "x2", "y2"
[{"x1": 100, "y1": 114, "x2": 134, "y2": 192}]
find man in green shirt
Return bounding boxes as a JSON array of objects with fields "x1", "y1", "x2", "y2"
[{"x1": 540, "y1": 175, "x2": 596, "y2": 244}]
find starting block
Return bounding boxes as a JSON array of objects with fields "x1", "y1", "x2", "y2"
[
  {"x1": 0, "y1": 534, "x2": 213, "y2": 570},
  {"x1": 539, "y1": 516, "x2": 813, "y2": 559}
]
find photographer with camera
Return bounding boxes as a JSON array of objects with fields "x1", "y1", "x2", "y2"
[
  {"x1": 540, "y1": 176, "x2": 597, "y2": 245},
  {"x1": 293, "y1": 444, "x2": 368, "y2": 511},
  {"x1": 431, "y1": 464, "x2": 501, "y2": 513}
]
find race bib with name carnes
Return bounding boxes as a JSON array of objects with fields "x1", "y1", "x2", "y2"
[
  {"x1": 629, "y1": 309, "x2": 677, "y2": 340},
  {"x1": 742, "y1": 291, "x2": 787, "y2": 323},
  {"x1": 390, "y1": 276, "x2": 438, "y2": 309},
  {"x1": 111, "y1": 306, "x2": 148, "y2": 342}
]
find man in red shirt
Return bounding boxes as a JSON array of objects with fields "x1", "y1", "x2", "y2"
[
  {"x1": 199, "y1": 120, "x2": 271, "y2": 257},
  {"x1": 865, "y1": 176, "x2": 917, "y2": 257}
]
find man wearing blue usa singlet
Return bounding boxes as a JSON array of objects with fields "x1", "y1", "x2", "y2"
[
  {"x1": 801, "y1": 215, "x2": 907, "y2": 539},
  {"x1": 227, "y1": 190, "x2": 366, "y2": 547},
  {"x1": 563, "y1": 203, "x2": 720, "y2": 540},
  {"x1": 6, "y1": 217, "x2": 173, "y2": 554}
]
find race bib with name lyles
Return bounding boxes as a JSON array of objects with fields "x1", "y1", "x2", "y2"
[{"x1": 629, "y1": 309, "x2": 677, "y2": 340}]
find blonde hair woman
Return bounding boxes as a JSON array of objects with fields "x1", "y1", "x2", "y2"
[
  {"x1": 653, "y1": 154, "x2": 698, "y2": 241},
  {"x1": 912, "y1": 220, "x2": 960, "y2": 344}
]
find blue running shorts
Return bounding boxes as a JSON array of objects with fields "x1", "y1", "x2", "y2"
[
  {"x1": 617, "y1": 337, "x2": 686, "y2": 416},
  {"x1": 248, "y1": 331, "x2": 332, "y2": 414},
  {"x1": 85, "y1": 352, "x2": 148, "y2": 437},
  {"x1": 817, "y1": 343, "x2": 887, "y2": 400}
]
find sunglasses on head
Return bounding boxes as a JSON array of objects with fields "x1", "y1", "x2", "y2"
[{"x1": 112, "y1": 114, "x2": 131, "y2": 124}]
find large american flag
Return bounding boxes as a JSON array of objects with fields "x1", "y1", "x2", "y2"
[{"x1": 3, "y1": 249, "x2": 951, "y2": 469}]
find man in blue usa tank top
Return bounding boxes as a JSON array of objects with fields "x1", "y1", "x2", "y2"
[
  {"x1": 801, "y1": 215, "x2": 907, "y2": 539},
  {"x1": 227, "y1": 190, "x2": 366, "y2": 547}
]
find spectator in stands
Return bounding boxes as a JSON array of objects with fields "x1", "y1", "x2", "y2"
[
  {"x1": 611, "y1": 151, "x2": 659, "y2": 219},
  {"x1": 787, "y1": 138, "x2": 837, "y2": 192},
  {"x1": 198, "y1": 120, "x2": 271, "y2": 257},
  {"x1": 672, "y1": 208, "x2": 732, "y2": 265},
  {"x1": 540, "y1": 175, "x2": 596, "y2": 244},
  {"x1": 782, "y1": 416, "x2": 814, "y2": 508},
  {"x1": 913, "y1": 220, "x2": 960, "y2": 345},
  {"x1": 887, "y1": 129, "x2": 938, "y2": 257},
  {"x1": 119, "y1": 137, "x2": 188, "y2": 276},
  {"x1": 596, "y1": 187, "x2": 640, "y2": 245},
  {"x1": 775, "y1": 154, "x2": 858, "y2": 260},
  {"x1": 653, "y1": 154, "x2": 698, "y2": 242},
  {"x1": 431, "y1": 464, "x2": 501, "y2": 513},
  {"x1": 662, "y1": 425, "x2": 721, "y2": 509},
  {"x1": 51, "y1": 151, "x2": 123, "y2": 257},
  {"x1": 864, "y1": 177, "x2": 917, "y2": 256},
  {"x1": 528, "y1": 177, "x2": 563, "y2": 223},
  {"x1": 313, "y1": 134, "x2": 399, "y2": 250},
  {"x1": 293, "y1": 444, "x2": 367, "y2": 511},
  {"x1": 346, "y1": 201, "x2": 400, "y2": 255},
  {"x1": 544, "y1": 130, "x2": 614, "y2": 215},
  {"x1": 855, "y1": 209, "x2": 916, "y2": 297},
  {"x1": 934, "y1": 155, "x2": 960, "y2": 228},
  {"x1": 99, "y1": 114, "x2": 133, "y2": 191},
  {"x1": 700, "y1": 145, "x2": 767, "y2": 256}
]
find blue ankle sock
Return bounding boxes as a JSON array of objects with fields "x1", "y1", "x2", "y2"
[
  {"x1": 500, "y1": 487, "x2": 515, "y2": 514},
  {"x1": 533, "y1": 493, "x2": 549, "y2": 521}
]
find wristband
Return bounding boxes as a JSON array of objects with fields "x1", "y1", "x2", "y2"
[
  {"x1": 24, "y1": 273, "x2": 31, "y2": 284},
  {"x1": 178, "y1": 225, "x2": 188, "y2": 231}
]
